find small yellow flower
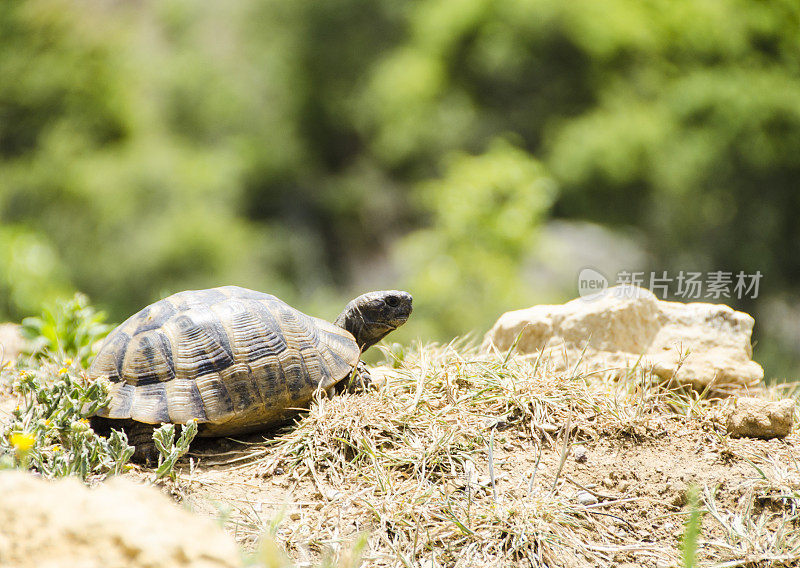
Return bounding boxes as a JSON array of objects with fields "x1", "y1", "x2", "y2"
[
  {"x1": 10, "y1": 432, "x2": 35, "y2": 453},
  {"x1": 58, "y1": 368, "x2": 69, "y2": 375},
  {"x1": 63, "y1": 358, "x2": 73, "y2": 367},
  {"x1": 50, "y1": 444, "x2": 62, "y2": 452}
]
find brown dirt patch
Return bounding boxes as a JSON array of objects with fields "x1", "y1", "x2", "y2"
[{"x1": 3, "y1": 346, "x2": 799, "y2": 568}]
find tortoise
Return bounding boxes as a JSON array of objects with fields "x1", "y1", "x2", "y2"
[{"x1": 88, "y1": 286, "x2": 412, "y2": 462}]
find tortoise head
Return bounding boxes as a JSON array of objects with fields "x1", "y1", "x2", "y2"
[{"x1": 334, "y1": 290, "x2": 412, "y2": 352}]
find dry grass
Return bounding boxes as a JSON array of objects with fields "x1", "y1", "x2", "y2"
[
  {"x1": 3, "y1": 336, "x2": 799, "y2": 567},
  {"x1": 210, "y1": 341, "x2": 719, "y2": 567},
  {"x1": 698, "y1": 443, "x2": 800, "y2": 567}
]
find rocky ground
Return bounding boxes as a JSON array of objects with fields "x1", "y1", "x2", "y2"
[{"x1": 0, "y1": 287, "x2": 798, "y2": 568}]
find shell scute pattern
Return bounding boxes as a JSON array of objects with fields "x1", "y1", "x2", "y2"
[
  {"x1": 194, "y1": 373, "x2": 235, "y2": 423},
  {"x1": 106, "y1": 382, "x2": 135, "y2": 419},
  {"x1": 226, "y1": 300, "x2": 289, "y2": 363},
  {"x1": 131, "y1": 382, "x2": 169, "y2": 424},
  {"x1": 92, "y1": 331, "x2": 130, "y2": 382},
  {"x1": 316, "y1": 322, "x2": 361, "y2": 375},
  {"x1": 130, "y1": 300, "x2": 177, "y2": 337},
  {"x1": 172, "y1": 288, "x2": 229, "y2": 311},
  {"x1": 167, "y1": 311, "x2": 236, "y2": 379},
  {"x1": 164, "y1": 378, "x2": 207, "y2": 424},
  {"x1": 90, "y1": 286, "x2": 360, "y2": 435},
  {"x1": 123, "y1": 331, "x2": 175, "y2": 387}
]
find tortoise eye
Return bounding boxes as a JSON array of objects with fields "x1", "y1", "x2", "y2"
[{"x1": 385, "y1": 296, "x2": 400, "y2": 308}]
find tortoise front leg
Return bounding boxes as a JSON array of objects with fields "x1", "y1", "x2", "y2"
[
  {"x1": 351, "y1": 360, "x2": 373, "y2": 392},
  {"x1": 334, "y1": 360, "x2": 373, "y2": 394}
]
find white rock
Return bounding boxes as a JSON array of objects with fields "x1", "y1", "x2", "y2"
[
  {"x1": 483, "y1": 285, "x2": 763, "y2": 389},
  {"x1": 0, "y1": 471, "x2": 242, "y2": 568}
]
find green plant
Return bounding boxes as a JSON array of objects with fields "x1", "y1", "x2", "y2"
[
  {"x1": 2, "y1": 369, "x2": 134, "y2": 481},
  {"x1": 21, "y1": 292, "x2": 111, "y2": 367},
  {"x1": 153, "y1": 420, "x2": 198, "y2": 481},
  {"x1": 384, "y1": 342, "x2": 407, "y2": 369},
  {"x1": 681, "y1": 485, "x2": 704, "y2": 568}
]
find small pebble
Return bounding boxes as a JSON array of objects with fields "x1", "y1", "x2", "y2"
[
  {"x1": 576, "y1": 490, "x2": 598, "y2": 506},
  {"x1": 323, "y1": 489, "x2": 343, "y2": 501},
  {"x1": 573, "y1": 445, "x2": 588, "y2": 463},
  {"x1": 669, "y1": 482, "x2": 688, "y2": 507},
  {"x1": 539, "y1": 422, "x2": 559, "y2": 434}
]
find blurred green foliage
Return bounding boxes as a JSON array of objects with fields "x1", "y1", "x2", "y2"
[
  {"x1": 2, "y1": 0, "x2": 800, "y2": 363},
  {"x1": 21, "y1": 293, "x2": 111, "y2": 368},
  {"x1": 0, "y1": 225, "x2": 70, "y2": 316},
  {"x1": 397, "y1": 139, "x2": 555, "y2": 339}
]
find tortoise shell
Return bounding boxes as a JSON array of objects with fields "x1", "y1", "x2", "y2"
[{"x1": 88, "y1": 286, "x2": 359, "y2": 437}]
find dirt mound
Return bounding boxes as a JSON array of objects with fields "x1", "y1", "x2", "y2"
[{"x1": 0, "y1": 471, "x2": 241, "y2": 568}]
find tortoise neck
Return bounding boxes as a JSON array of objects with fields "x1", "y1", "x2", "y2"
[{"x1": 334, "y1": 302, "x2": 369, "y2": 352}]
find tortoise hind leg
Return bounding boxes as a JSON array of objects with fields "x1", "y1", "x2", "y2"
[
  {"x1": 98, "y1": 419, "x2": 158, "y2": 466},
  {"x1": 124, "y1": 420, "x2": 159, "y2": 466},
  {"x1": 90, "y1": 417, "x2": 159, "y2": 466}
]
